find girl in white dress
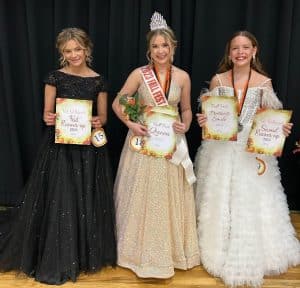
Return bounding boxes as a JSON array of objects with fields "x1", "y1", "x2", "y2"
[{"x1": 194, "y1": 30, "x2": 300, "y2": 287}]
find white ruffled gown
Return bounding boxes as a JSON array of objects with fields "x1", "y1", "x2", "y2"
[{"x1": 194, "y1": 78, "x2": 300, "y2": 287}]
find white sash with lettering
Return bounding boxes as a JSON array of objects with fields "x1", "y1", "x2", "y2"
[
  {"x1": 140, "y1": 65, "x2": 168, "y2": 106},
  {"x1": 140, "y1": 66, "x2": 196, "y2": 185}
]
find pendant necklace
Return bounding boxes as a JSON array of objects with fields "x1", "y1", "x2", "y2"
[
  {"x1": 231, "y1": 68, "x2": 252, "y2": 132},
  {"x1": 153, "y1": 64, "x2": 172, "y2": 99}
]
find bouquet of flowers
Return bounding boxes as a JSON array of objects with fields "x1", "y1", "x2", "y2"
[{"x1": 119, "y1": 92, "x2": 146, "y2": 123}]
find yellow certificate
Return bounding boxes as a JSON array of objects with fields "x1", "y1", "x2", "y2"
[
  {"x1": 55, "y1": 98, "x2": 92, "y2": 145},
  {"x1": 131, "y1": 106, "x2": 178, "y2": 158},
  {"x1": 202, "y1": 95, "x2": 239, "y2": 141},
  {"x1": 246, "y1": 109, "x2": 292, "y2": 156}
]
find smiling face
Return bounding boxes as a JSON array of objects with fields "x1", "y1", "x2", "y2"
[
  {"x1": 150, "y1": 34, "x2": 174, "y2": 66},
  {"x1": 62, "y1": 39, "x2": 87, "y2": 68},
  {"x1": 229, "y1": 35, "x2": 257, "y2": 68}
]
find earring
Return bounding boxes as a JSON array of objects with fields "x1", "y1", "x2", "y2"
[
  {"x1": 252, "y1": 54, "x2": 256, "y2": 63},
  {"x1": 228, "y1": 57, "x2": 232, "y2": 65}
]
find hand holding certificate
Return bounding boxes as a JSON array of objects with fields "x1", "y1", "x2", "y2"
[
  {"x1": 55, "y1": 98, "x2": 92, "y2": 145},
  {"x1": 201, "y1": 95, "x2": 239, "y2": 141},
  {"x1": 130, "y1": 106, "x2": 178, "y2": 158},
  {"x1": 246, "y1": 109, "x2": 292, "y2": 156}
]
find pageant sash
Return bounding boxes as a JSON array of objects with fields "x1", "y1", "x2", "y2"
[
  {"x1": 140, "y1": 65, "x2": 168, "y2": 106},
  {"x1": 169, "y1": 135, "x2": 196, "y2": 185},
  {"x1": 138, "y1": 66, "x2": 196, "y2": 185}
]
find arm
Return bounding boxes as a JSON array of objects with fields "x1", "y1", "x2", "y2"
[
  {"x1": 92, "y1": 92, "x2": 107, "y2": 129},
  {"x1": 173, "y1": 71, "x2": 192, "y2": 134},
  {"x1": 261, "y1": 80, "x2": 292, "y2": 137},
  {"x1": 112, "y1": 69, "x2": 148, "y2": 136},
  {"x1": 43, "y1": 84, "x2": 56, "y2": 125}
]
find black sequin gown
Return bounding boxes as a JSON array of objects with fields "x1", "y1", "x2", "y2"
[{"x1": 0, "y1": 71, "x2": 116, "y2": 285}]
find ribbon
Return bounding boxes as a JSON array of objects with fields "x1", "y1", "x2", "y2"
[
  {"x1": 140, "y1": 66, "x2": 196, "y2": 186},
  {"x1": 169, "y1": 135, "x2": 196, "y2": 185}
]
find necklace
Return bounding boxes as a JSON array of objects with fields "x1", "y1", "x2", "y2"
[
  {"x1": 231, "y1": 68, "x2": 252, "y2": 131},
  {"x1": 153, "y1": 64, "x2": 172, "y2": 99}
]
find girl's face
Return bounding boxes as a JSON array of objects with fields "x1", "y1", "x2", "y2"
[
  {"x1": 150, "y1": 35, "x2": 173, "y2": 66},
  {"x1": 229, "y1": 36, "x2": 257, "y2": 68},
  {"x1": 62, "y1": 39, "x2": 86, "y2": 67}
]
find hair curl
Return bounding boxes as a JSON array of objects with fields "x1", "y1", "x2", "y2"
[{"x1": 56, "y1": 27, "x2": 93, "y2": 67}]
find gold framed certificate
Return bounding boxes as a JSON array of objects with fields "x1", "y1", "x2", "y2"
[
  {"x1": 246, "y1": 109, "x2": 292, "y2": 156},
  {"x1": 202, "y1": 95, "x2": 239, "y2": 141},
  {"x1": 55, "y1": 98, "x2": 92, "y2": 145},
  {"x1": 130, "y1": 106, "x2": 178, "y2": 158}
]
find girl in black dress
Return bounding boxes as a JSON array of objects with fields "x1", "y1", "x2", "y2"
[{"x1": 0, "y1": 27, "x2": 116, "y2": 285}]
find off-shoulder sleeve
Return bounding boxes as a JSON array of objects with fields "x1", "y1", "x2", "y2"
[
  {"x1": 259, "y1": 79, "x2": 282, "y2": 109},
  {"x1": 43, "y1": 71, "x2": 57, "y2": 87},
  {"x1": 260, "y1": 87, "x2": 283, "y2": 109}
]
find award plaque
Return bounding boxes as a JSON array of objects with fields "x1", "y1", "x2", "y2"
[
  {"x1": 201, "y1": 95, "x2": 239, "y2": 141},
  {"x1": 130, "y1": 106, "x2": 178, "y2": 158},
  {"x1": 246, "y1": 109, "x2": 292, "y2": 156},
  {"x1": 55, "y1": 98, "x2": 92, "y2": 145}
]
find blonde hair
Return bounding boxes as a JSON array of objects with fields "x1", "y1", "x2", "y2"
[
  {"x1": 56, "y1": 27, "x2": 93, "y2": 67},
  {"x1": 217, "y1": 30, "x2": 268, "y2": 76},
  {"x1": 146, "y1": 28, "x2": 177, "y2": 63}
]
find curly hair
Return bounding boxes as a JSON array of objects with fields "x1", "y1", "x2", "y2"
[{"x1": 56, "y1": 27, "x2": 93, "y2": 67}]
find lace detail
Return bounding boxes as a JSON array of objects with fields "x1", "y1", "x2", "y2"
[
  {"x1": 44, "y1": 70, "x2": 108, "y2": 115},
  {"x1": 0, "y1": 70, "x2": 116, "y2": 284},
  {"x1": 258, "y1": 78, "x2": 271, "y2": 88},
  {"x1": 194, "y1": 85, "x2": 300, "y2": 288},
  {"x1": 44, "y1": 70, "x2": 107, "y2": 98}
]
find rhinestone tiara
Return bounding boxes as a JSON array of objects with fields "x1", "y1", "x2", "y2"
[{"x1": 150, "y1": 11, "x2": 168, "y2": 31}]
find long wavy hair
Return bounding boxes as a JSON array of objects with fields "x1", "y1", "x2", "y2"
[{"x1": 217, "y1": 30, "x2": 268, "y2": 76}]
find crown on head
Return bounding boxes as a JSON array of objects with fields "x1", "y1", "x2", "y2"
[{"x1": 150, "y1": 11, "x2": 168, "y2": 31}]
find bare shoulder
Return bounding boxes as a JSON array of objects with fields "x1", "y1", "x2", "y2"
[
  {"x1": 209, "y1": 75, "x2": 219, "y2": 89},
  {"x1": 172, "y1": 66, "x2": 190, "y2": 87},
  {"x1": 125, "y1": 67, "x2": 144, "y2": 82},
  {"x1": 251, "y1": 70, "x2": 271, "y2": 87},
  {"x1": 209, "y1": 71, "x2": 228, "y2": 89},
  {"x1": 131, "y1": 67, "x2": 144, "y2": 76},
  {"x1": 172, "y1": 66, "x2": 190, "y2": 78}
]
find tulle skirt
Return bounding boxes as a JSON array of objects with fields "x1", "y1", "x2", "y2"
[{"x1": 194, "y1": 139, "x2": 300, "y2": 287}]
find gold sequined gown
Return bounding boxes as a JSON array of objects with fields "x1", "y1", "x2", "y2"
[{"x1": 114, "y1": 78, "x2": 200, "y2": 278}]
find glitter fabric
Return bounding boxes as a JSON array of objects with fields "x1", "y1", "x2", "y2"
[
  {"x1": 114, "y1": 79, "x2": 200, "y2": 278},
  {"x1": 0, "y1": 71, "x2": 116, "y2": 284}
]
